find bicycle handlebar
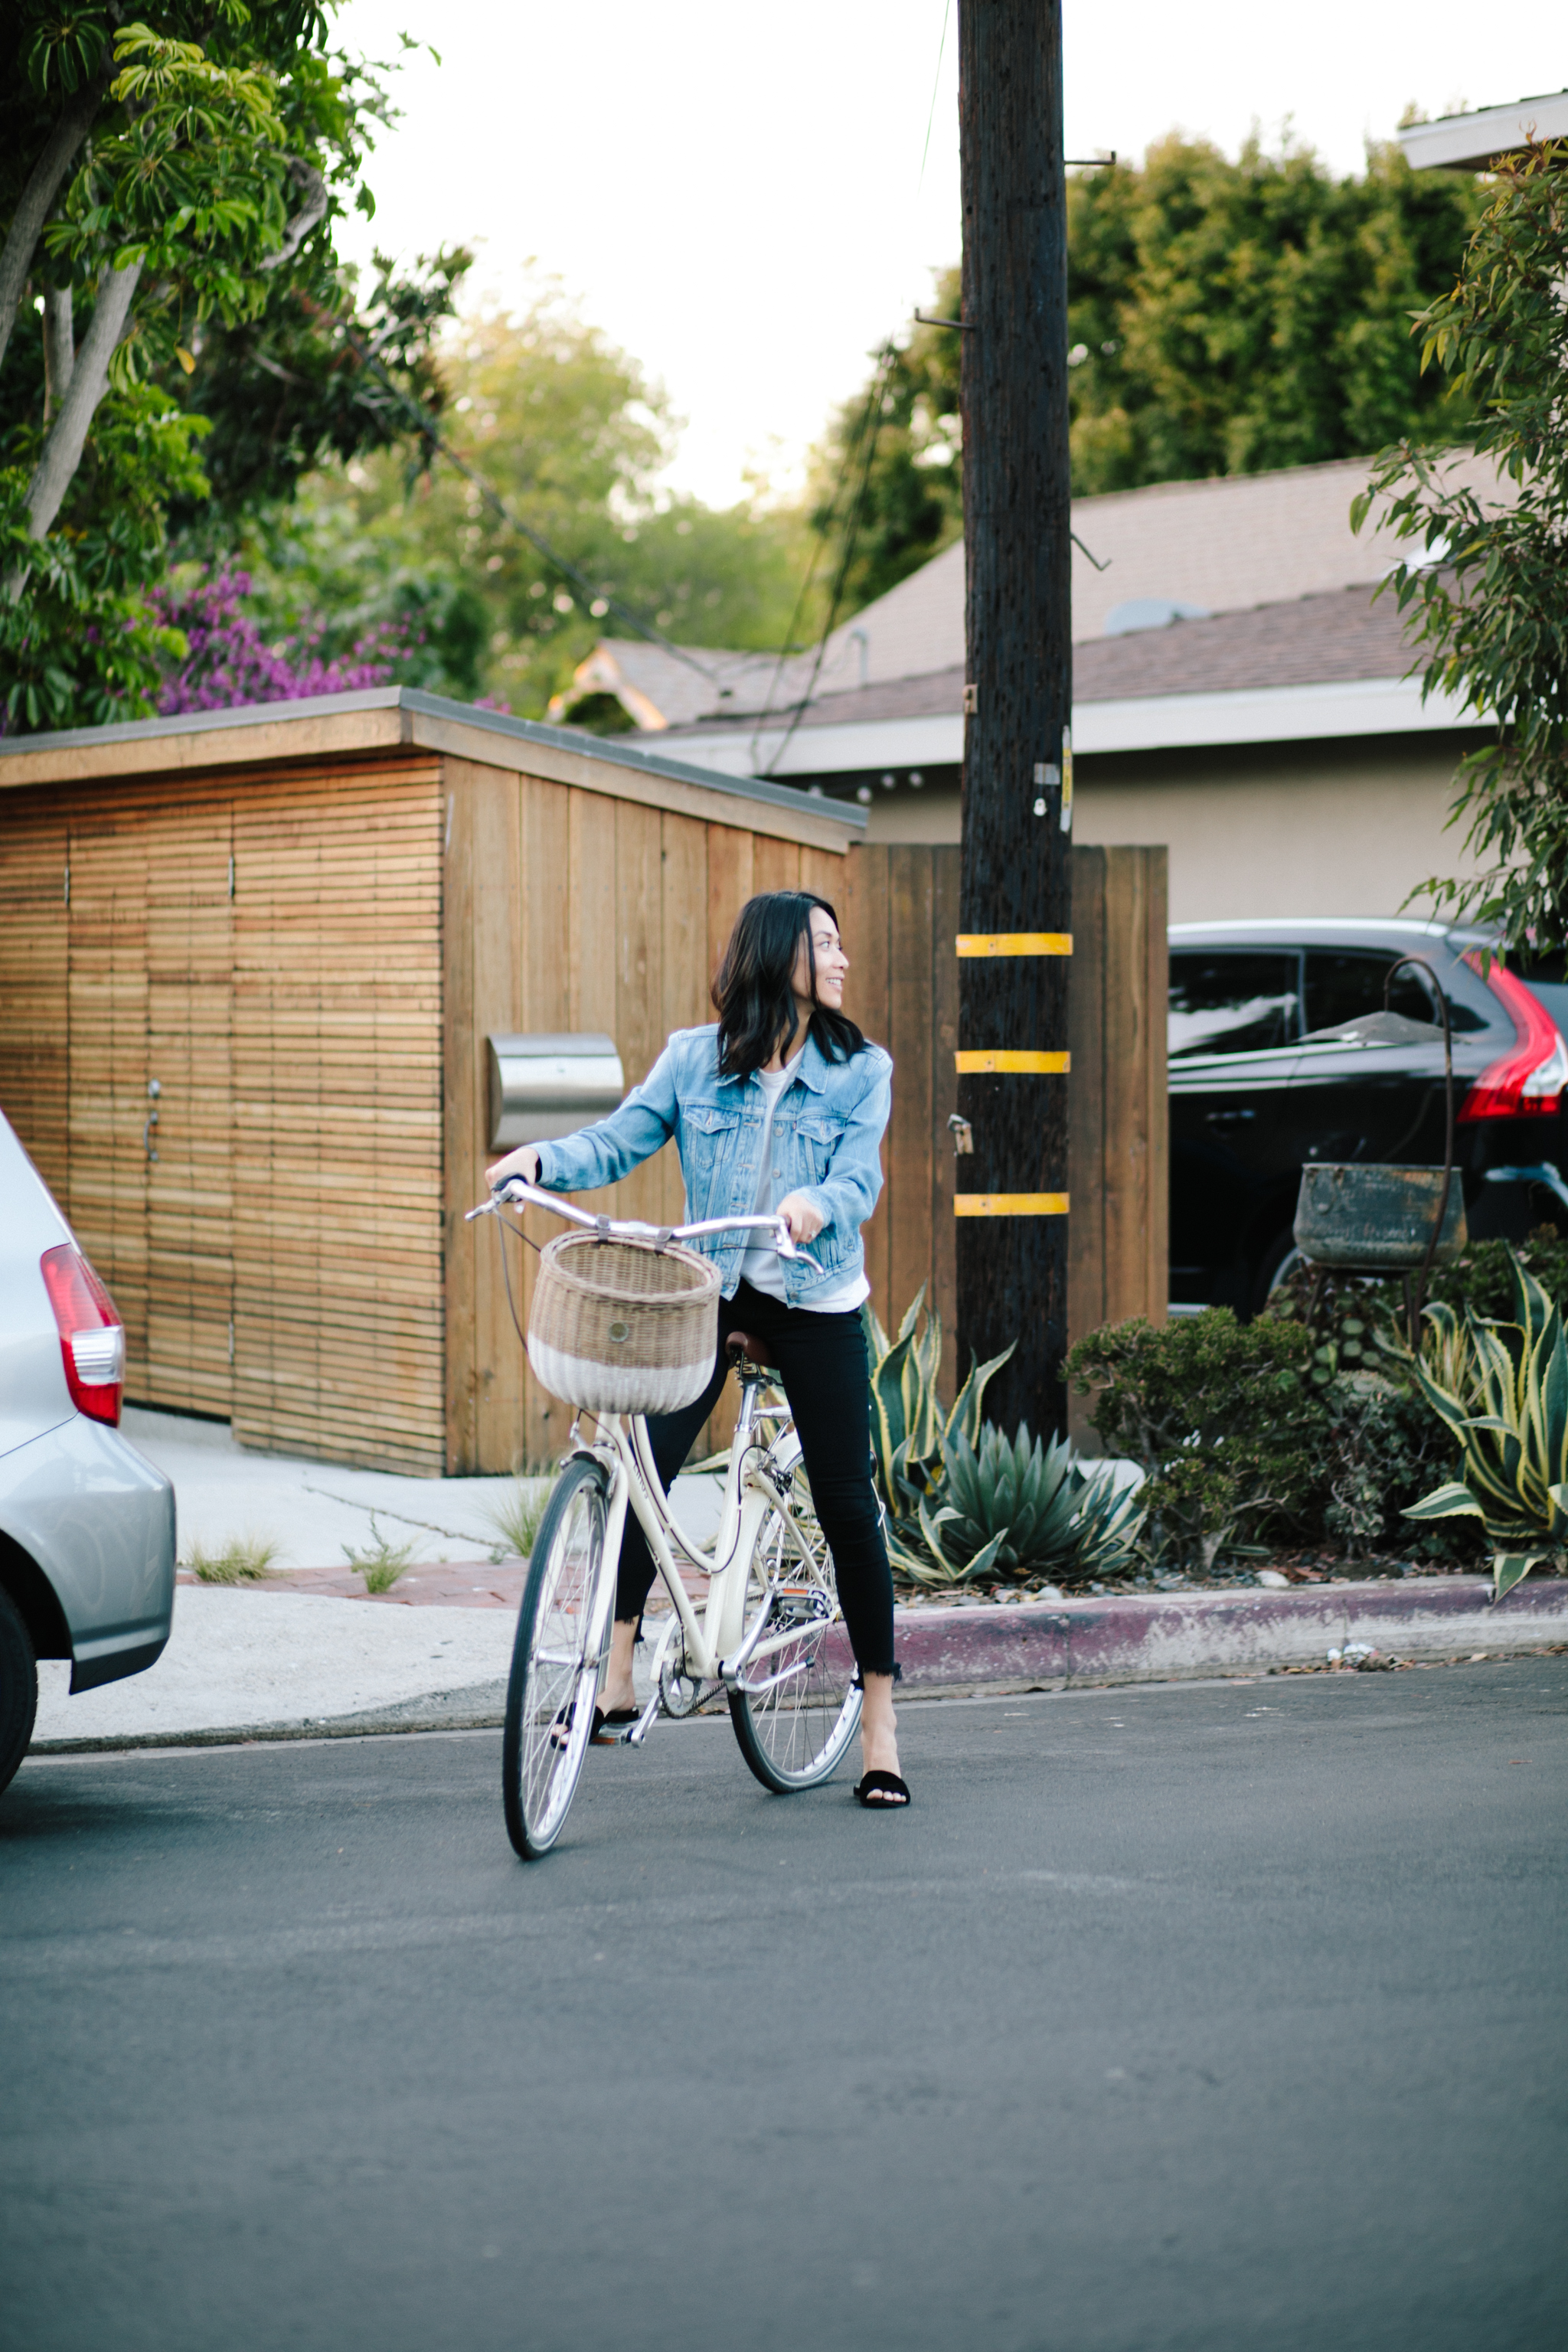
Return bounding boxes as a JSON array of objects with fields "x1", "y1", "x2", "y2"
[{"x1": 466, "y1": 1174, "x2": 802, "y2": 1259}]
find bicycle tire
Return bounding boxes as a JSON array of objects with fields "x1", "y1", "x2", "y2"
[
  {"x1": 729, "y1": 1437, "x2": 862, "y2": 1793},
  {"x1": 502, "y1": 1454, "x2": 614, "y2": 1859}
]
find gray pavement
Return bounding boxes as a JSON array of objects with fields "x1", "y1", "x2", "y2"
[{"x1": 2, "y1": 1661, "x2": 1565, "y2": 2352}]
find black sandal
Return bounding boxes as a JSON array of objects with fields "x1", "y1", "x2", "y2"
[
  {"x1": 551, "y1": 1701, "x2": 640, "y2": 1750},
  {"x1": 854, "y1": 1771, "x2": 911, "y2": 1808},
  {"x1": 592, "y1": 1705, "x2": 639, "y2": 1745}
]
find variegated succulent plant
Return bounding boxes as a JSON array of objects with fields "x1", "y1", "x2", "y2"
[{"x1": 1404, "y1": 1247, "x2": 1568, "y2": 1599}]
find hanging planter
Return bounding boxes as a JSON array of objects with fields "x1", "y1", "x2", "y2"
[{"x1": 1295, "y1": 1161, "x2": 1467, "y2": 1269}]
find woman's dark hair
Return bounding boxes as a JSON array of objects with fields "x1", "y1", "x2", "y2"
[{"x1": 712, "y1": 892, "x2": 866, "y2": 1079}]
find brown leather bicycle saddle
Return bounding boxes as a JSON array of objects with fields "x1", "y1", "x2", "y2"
[{"x1": 725, "y1": 1330, "x2": 776, "y2": 1373}]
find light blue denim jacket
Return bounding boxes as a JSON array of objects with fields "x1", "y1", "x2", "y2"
[{"x1": 535, "y1": 1023, "x2": 892, "y2": 1305}]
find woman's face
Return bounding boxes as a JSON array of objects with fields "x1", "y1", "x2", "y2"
[{"x1": 792, "y1": 909, "x2": 848, "y2": 1011}]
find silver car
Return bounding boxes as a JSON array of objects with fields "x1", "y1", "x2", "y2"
[{"x1": 0, "y1": 1111, "x2": 175, "y2": 1794}]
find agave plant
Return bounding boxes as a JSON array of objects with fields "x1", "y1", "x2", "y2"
[
  {"x1": 1404, "y1": 1248, "x2": 1568, "y2": 1598},
  {"x1": 911, "y1": 1422, "x2": 1144, "y2": 1587},
  {"x1": 863, "y1": 1286, "x2": 1014, "y2": 1578},
  {"x1": 864, "y1": 1288, "x2": 1142, "y2": 1586}
]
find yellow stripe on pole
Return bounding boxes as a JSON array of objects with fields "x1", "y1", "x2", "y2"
[
  {"x1": 954, "y1": 1050, "x2": 1070, "y2": 1075},
  {"x1": 956, "y1": 933, "x2": 1072, "y2": 957},
  {"x1": 954, "y1": 1193, "x2": 1070, "y2": 1217}
]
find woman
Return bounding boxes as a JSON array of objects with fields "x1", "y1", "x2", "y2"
[{"x1": 485, "y1": 891, "x2": 908, "y2": 1808}]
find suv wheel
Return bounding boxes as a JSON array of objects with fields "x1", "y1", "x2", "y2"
[
  {"x1": 1251, "y1": 1229, "x2": 1300, "y2": 1318},
  {"x1": 0, "y1": 1585, "x2": 39, "y2": 1798}
]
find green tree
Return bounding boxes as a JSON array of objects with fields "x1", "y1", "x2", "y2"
[
  {"x1": 1354, "y1": 140, "x2": 1568, "y2": 952},
  {"x1": 805, "y1": 276, "x2": 963, "y2": 614},
  {"x1": 1067, "y1": 134, "x2": 1484, "y2": 492},
  {"x1": 279, "y1": 292, "x2": 815, "y2": 715},
  {"x1": 0, "y1": 4, "x2": 462, "y2": 730},
  {"x1": 811, "y1": 136, "x2": 1485, "y2": 608}
]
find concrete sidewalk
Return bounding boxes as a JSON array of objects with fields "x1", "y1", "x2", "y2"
[
  {"x1": 121, "y1": 1405, "x2": 723, "y2": 1571},
  {"x1": 32, "y1": 1407, "x2": 721, "y2": 1751}
]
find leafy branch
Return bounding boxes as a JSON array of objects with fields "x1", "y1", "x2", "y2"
[{"x1": 1352, "y1": 138, "x2": 1568, "y2": 950}]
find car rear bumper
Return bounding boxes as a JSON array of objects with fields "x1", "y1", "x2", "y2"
[{"x1": 0, "y1": 1415, "x2": 176, "y2": 1692}]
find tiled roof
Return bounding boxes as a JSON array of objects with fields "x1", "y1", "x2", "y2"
[
  {"x1": 1072, "y1": 582, "x2": 1418, "y2": 701},
  {"x1": 808, "y1": 447, "x2": 1507, "y2": 684},
  {"x1": 567, "y1": 449, "x2": 1507, "y2": 730},
  {"x1": 660, "y1": 582, "x2": 1420, "y2": 744},
  {"x1": 547, "y1": 640, "x2": 822, "y2": 730}
]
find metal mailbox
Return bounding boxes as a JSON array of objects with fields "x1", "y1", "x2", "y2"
[{"x1": 486, "y1": 1033, "x2": 625, "y2": 1149}]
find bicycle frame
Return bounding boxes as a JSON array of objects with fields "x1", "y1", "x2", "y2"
[{"x1": 467, "y1": 1178, "x2": 836, "y2": 1743}]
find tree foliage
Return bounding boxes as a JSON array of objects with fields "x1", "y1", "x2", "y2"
[
  {"x1": 276, "y1": 291, "x2": 815, "y2": 715},
  {"x1": 0, "y1": 2, "x2": 462, "y2": 731},
  {"x1": 811, "y1": 136, "x2": 1485, "y2": 610},
  {"x1": 1353, "y1": 141, "x2": 1568, "y2": 952},
  {"x1": 805, "y1": 279, "x2": 962, "y2": 615},
  {"x1": 1065, "y1": 134, "x2": 1483, "y2": 493}
]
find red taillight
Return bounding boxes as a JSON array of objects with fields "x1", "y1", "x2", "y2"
[
  {"x1": 1459, "y1": 955, "x2": 1568, "y2": 1122},
  {"x1": 39, "y1": 1244, "x2": 124, "y2": 1427}
]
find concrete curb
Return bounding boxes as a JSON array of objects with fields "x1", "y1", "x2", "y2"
[
  {"x1": 27, "y1": 1578, "x2": 1568, "y2": 1756},
  {"x1": 878, "y1": 1576, "x2": 1568, "y2": 1694},
  {"x1": 28, "y1": 1681, "x2": 511, "y2": 1756}
]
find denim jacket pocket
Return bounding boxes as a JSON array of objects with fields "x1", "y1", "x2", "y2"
[
  {"x1": 680, "y1": 1101, "x2": 746, "y2": 1216},
  {"x1": 684, "y1": 1103, "x2": 742, "y2": 1137},
  {"x1": 790, "y1": 1112, "x2": 848, "y2": 1186}
]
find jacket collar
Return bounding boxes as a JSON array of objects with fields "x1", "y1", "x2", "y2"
[{"x1": 716, "y1": 1029, "x2": 829, "y2": 1093}]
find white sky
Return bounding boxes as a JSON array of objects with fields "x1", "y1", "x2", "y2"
[{"x1": 331, "y1": 0, "x2": 1566, "y2": 508}]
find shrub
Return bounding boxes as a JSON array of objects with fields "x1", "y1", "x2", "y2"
[
  {"x1": 1265, "y1": 1267, "x2": 1475, "y2": 1563},
  {"x1": 1067, "y1": 1310, "x2": 1327, "y2": 1573},
  {"x1": 1318, "y1": 1379, "x2": 1471, "y2": 1562},
  {"x1": 150, "y1": 567, "x2": 411, "y2": 714}
]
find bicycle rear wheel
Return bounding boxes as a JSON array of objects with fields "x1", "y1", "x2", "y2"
[
  {"x1": 502, "y1": 1455, "x2": 614, "y2": 1859},
  {"x1": 729, "y1": 1439, "x2": 862, "y2": 1793}
]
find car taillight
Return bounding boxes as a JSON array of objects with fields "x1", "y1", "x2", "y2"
[
  {"x1": 1459, "y1": 955, "x2": 1568, "y2": 1122},
  {"x1": 39, "y1": 1243, "x2": 125, "y2": 1426}
]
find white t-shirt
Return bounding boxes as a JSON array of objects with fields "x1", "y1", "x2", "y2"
[{"x1": 738, "y1": 1052, "x2": 871, "y2": 1314}]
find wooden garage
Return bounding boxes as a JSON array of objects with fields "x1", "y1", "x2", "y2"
[{"x1": 0, "y1": 691, "x2": 862, "y2": 1476}]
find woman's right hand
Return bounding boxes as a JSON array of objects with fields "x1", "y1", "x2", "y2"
[{"x1": 486, "y1": 1144, "x2": 541, "y2": 1192}]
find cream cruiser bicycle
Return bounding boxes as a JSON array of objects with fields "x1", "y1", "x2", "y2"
[{"x1": 467, "y1": 1176, "x2": 863, "y2": 1860}]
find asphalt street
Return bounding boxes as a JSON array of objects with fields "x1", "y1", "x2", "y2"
[{"x1": 2, "y1": 1661, "x2": 1564, "y2": 2352}]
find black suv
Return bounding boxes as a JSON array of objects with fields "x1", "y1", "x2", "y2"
[{"x1": 1169, "y1": 919, "x2": 1568, "y2": 1315}]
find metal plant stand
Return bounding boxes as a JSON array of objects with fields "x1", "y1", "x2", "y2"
[{"x1": 1292, "y1": 956, "x2": 1462, "y2": 1348}]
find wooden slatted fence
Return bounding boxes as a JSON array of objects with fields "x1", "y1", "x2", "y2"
[
  {"x1": 443, "y1": 763, "x2": 844, "y2": 1472},
  {"x1": 838, "y1": 841, "x2": 1168, "y2": 1420}
]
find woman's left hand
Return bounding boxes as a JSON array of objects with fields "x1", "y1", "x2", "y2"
[{"x1": 776, "y1": 1191, "x2": 825, "y2": 1245}]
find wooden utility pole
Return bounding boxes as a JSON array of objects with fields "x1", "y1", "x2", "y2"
[{"x1": 955, "y1": 0, "x2": 1073, "y2": 1439}]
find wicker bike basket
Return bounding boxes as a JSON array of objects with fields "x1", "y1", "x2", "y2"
[{"x1": 525, "y1": 1230, "x2": 722, "y2": 1415}]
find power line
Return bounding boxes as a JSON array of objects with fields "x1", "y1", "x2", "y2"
[{"x1": 917, "y1": 0, "x2": 952, "y2": 196}]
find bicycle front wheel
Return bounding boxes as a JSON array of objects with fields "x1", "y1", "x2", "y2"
[
  {"x1": 729, "y1": 1441, "x2": 862, "y2": 1793},
  {"x1": 502, "y1": 1455, "x2": 614, "y2": 1859}
]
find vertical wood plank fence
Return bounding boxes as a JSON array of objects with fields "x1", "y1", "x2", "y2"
[{"x1": 838, "y1": 842, "x2": 1167, "y2": 1422}]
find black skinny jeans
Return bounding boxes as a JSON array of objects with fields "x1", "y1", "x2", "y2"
[{"x1": 615, "y1": 1281, "x2": 897, "y2": 1679}]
